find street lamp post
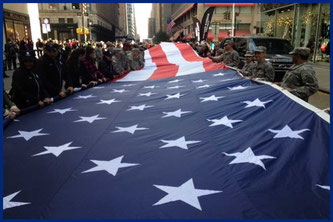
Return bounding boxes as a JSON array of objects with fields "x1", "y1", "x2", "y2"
[{"x1": 81, "y1": 3, "x2": 87, "y2": 42}]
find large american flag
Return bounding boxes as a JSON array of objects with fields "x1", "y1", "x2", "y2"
[{"x1": 3, "y1": 43, "x2": 330, "y2": 219}]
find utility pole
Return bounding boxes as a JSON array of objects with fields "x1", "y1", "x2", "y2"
[{"x1": 82, "y1": 3, "x2": 87, "y2": 42}]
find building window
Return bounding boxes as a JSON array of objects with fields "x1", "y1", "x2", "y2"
[
  {"x1": 49, "y1": 3, "x2": 57, "y2": 10},
  {"x1": 72, "y1": 3, "x2": 80, "y2": 10},
  {"x1": 67, "y1": 18, "x2": 74, "y2": 24},
  {"x1": 240, "y1": 7, "x2": 252, "y2": 14},
  {"x1": 59, "y1": 18, "x2": 65, "y2": 23},
  {"x1": 63, "y1": 5, "x2": 67, "y2": 10}
]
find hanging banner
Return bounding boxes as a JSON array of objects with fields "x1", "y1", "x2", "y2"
[
  {"x1": 200, "y1": 7, "x2": 215, "y2": 42},
  {"x1": 192, "y1": 17, "x2": 201, "y2": 42}
]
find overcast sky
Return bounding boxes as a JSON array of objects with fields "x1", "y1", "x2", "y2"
[{"x1": 134, "y1": 3, "x2": 152, "y2": 41}]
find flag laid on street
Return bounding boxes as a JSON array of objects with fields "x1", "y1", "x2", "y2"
[{"x1": 3, "y1": 43, "x2": 330, "y2": 219}]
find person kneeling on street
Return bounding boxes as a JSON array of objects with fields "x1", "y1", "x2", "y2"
[
  {"x1": 128, "y1": 48, "x2": 144, "y2": 71},
  {"x1": 239, "y1": 51, "x2": 256, "y2": 77},
  {"x1": 112, "y1": 48, "x2": 130, "y2": 78},
  {"x1": 10, "y1": 52, "x2": 51, "y2": 109},
  {"x1": 98, "y1": 50, "x2": 114, "y2": 81}
]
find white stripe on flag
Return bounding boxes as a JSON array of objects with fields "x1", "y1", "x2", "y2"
[
  {"x1": 160, "y1": 42, "x2": 205, "y2": 76},
  {"x1": 118, "y1": 49, "x2": 157, "y2": 82}
]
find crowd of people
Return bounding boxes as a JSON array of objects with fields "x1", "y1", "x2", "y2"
[
  {"x1": 3, "y1": 37, "x2": 327, "y2": 120},
  {"x1": 191, "y1": 40, "x2": 319, "y2": 103},
  {"x1": 3, "y1": 38, "x2": 148, "y2": 119}
]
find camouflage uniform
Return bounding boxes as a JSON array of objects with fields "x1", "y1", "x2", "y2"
[
  {"x1": 252, "y1": 46, "x2": 275, "y2": 82},
  {"x1": 112, "y1": 49, "x2": 130, "y2": 75},
  {"x1": 252, "y1": 61, "x2": 275, "y2": 82},
  {"x1": 128, "y1": 48, "x2": 144, "y2": 71},
  {"x1": 281, "y1": 47, "x2": 318, "y2": 102},
  {"x1": 211, "y1": 49, "x2": 240, "y2": 67},
  {"x1": 241, "y1": 61, "x2": 257, "y2": 77}
]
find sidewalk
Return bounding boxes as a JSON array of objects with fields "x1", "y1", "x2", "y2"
[{"x1": 310, "y1": 62, "x2": 330, "y2": 93}]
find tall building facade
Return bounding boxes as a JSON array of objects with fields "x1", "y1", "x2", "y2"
[
  {"x1": 261, "y1": 3, "x2": 330, "y2": 63},
  {"x1": 126, "y1": 3, "x2": 135, "y2": 39},
  {"x1": 3, "y1": 3, "x2": 32, "y2": 42},
  {"x1": 169, "y1": 3, "x2": 261, "y2": 41},
  {"x1": 118, "y1": 3, "x2": 127, "y2": 38},
  {"x1": 148, "y1": 3, "x2": 172, "y2": 38},
  {"x1": 38, "y1": 3, "x2": 121, "y2": 41}
]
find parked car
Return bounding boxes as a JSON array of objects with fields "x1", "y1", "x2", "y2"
[{"x1": 221, "y1": 36, "x2": 294, "y2": 81}]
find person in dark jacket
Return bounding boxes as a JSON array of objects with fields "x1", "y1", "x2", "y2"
[
  {"x1": 36, "y1": 38, "x2": 44, "y2": 58},
  {"x1": 5, "y1": 39, "x2": 18, "y2": 70},
  {"x1": 11, "y1": 52, "x2": 51, "y2": 109},
  {"x1": 65, "y1": 48, "x2": 86, "y2": 88},
  {"x1": 37, "y1": 43, "x2": 74, "y2": 98},
  {"x1": 81, "y1": 46, "x2": 107, "y2": 85},
  {"x1": 198, "y1": 42, "x2": 211, "y2": 58},
  {"x1": 98, "y1": 50, "x2": 114, "y2": 80}
]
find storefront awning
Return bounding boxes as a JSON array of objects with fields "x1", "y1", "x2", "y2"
[
  {"x1": 235, "y1": 30, "x2": 251, "y2": 36},
  {"x1": 207, "y1": 31, "x2": 214, "y2": 41},
  {"x1": 182, "y1": 31, "x2": 194, "y2": 41},
  {"x1": 205, "y1": 3, "x2": 254, "y2": 7},
  {"x1": 218, "y1": 30, "x2": 229, "y2": 40}
]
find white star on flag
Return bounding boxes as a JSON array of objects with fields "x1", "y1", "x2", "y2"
[
  {"x1": 153, "y1": 178, "x2": 222, "y2": 210},
  {"x1": 7, "y1": 128, "x2": 49, "y2": 141},
  {"x1": 138, "y1": 92, "x2": 157, "y2": 97},
  {"x1": 223, "y1": 147, "x2": 276, "y2": 170},
  {"x1": 242, "y1": 98, "x2": 272, "y2": 108},
  {"x1": 112, "y1": 89, "x2": 128, "y2": 93},
  {"x1": 144, "y1": 85, "x2": 158, "y2": 89},
  {"x1": 168, "y1": 85, "x2": 184, "y2": 89},
  {"x1": 213, "y1": 73, "x2": 225, "y2": 77},
  {"x1": 112, "y1": 124, "x2": 149, "y2": 134},
  {"x1": 162, "y1": 109, "x2": 191, "y2": 118},
  {"x1": 268, "y1": 125, "x2": 310, "y2": 139},
  {"x1": 316, "y1": 184, "x2": 330, "y2": 190},
  {"x1": 127, "y1": 104, "x2": 154, "y2": 111},
  {"x1": 228, "y1": 85, "x2": 248, "y2": 91},
  {"x1": 82, "y1": 156, "x2": 139, "y2": 176},
  {"x1": 92, "y1": 86, "x2": 105, "y2": 89},
  {"x1": 200, "y1": 95, "x2": 224, "y2": 102},
  {"x1": 165, "y1": 93, "x2": 185, "y2": 100},
  {"x1": 74, "y1": 94, "x2": 96, "y2": 99},
  {"x1": 192, "y1": 79, "x2": 206, "y2": 83},
  {"x1": 74, "y1": 114, "x2": 106, "y2": 123},
  {"x1": 97, "y1": 99, "x2": 121, "y2": 105},
  {"x1": 122, "y1": 84, "x2": 135, "y2": 87},
  {"x1": 3, "y1": 191, "x2": 30, "y2": 210},
  {"x1": 47, "y1": 107, "x2": 77, "y2": 115},
  {"x1": 197, "y1": 84, "x2": 210, "y2": 89},
  {"x1": 160, "y1": 136, "x2": 201, "y2": 150},
  {"x1": 168, "y1": 79, "x2": 183, "y2": 83},
  {"x1": 207, "y1": 116, "x2": 242, "y2": 128},
  {"x1": 32, "y1": 142, "x2": 82, "y2": 157}
]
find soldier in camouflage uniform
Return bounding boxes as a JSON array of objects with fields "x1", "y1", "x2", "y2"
[
  {"x1": 128, "y1": 48, "x2": 144, "y2": 71},
  {"x1": 279, "y1": 47, "x2": 318, "y2": 102},
  {"x1": 240, "y1": 51, "x2": 256, "y2": 77},
  {"x1": 251, "y1": 46, "x2": 275, "y2": 82},
  {"x1": 211, "y1": 42, "x2": 224, "y2": 57},
  {"x1": 112, "y1": 48, "x2": 130, "y2": 77},
  {"x1": 209, "y1": 40, "x2": 240, "y2": 67}
]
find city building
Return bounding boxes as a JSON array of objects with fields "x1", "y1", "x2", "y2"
[
  {"x1": 148, "y1": 3, "x2": 172, "y2": 38},
  {"x1": 126, "y1": 3, "x2": 135, "y2": 40},
  {"x1": 169, "y1": 3, "x2": 261, "y2": 42},
  {"x1": 3, "y1": 3, "x2": 32, "y2": 42},
  {"x1": 261, "y1": 3, "x2": 330, "y2": 63},
  {"x1": 38, "y1": 3, "x2": 121, "y2": 42},
  {"x1": 118, "y1": 3, "x2": 127, "y2": 38}
]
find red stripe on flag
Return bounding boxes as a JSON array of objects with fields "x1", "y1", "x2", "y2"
[
  {"x1": 148, "y1": 45, "x2": 179, "y2": 80},
  {"x1": 174, "y1": 43, "x2": 226, "y2": 72}
]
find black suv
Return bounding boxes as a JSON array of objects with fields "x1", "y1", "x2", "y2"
[{"x1": 221, "y1": 36, "x2": 294, "y2": 81}]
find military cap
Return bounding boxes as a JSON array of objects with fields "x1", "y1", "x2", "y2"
[
  {"x1": 254, "y1": 46, "x2": 267, "y2": 53},
  {"x1": 45, "y1": 43, "x2": 58, "y2": 51},
  {"x1": 245, "y1": 51, "x2": 254, "y2": 57},
  {"x1": 104, "y1": 50, "x2": 113, "y2": 57},
  {"x1": 289, "y1": 47, "x2": 311, "y2": 57},
  {"x1": 224, "y1": 40, "x2": 234, "y2": 46},
  {"x1": 22, "y1": 51, "x2": 36, "y2": 62}
]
